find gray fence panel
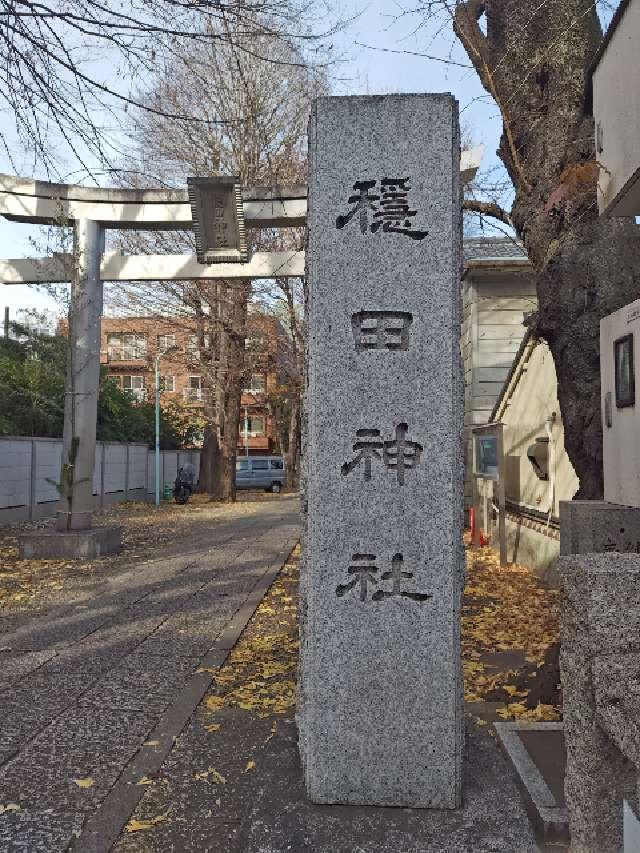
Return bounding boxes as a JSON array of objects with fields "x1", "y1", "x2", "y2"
[
  {"x1": 0, "y1": 439, "x2": 31, "y2": 508},
  {"x1": 35, "y1": 440, "x2": 63, "y2": 503},
  {"x1": 0, "y1": 437, "x2": 201, "y2": 523},
  {"x1": 130, "y1": 445, "x2": 147, "y2": 490},
  {"x1": 103, "y1": 444, "x2": 127, "y2": 493},
  {"x1": 163, "y1": 452, "x2": 178, "y2": 488},
  {"x1": 92, "y1": 443, "x2": 102, "y2": 496}
]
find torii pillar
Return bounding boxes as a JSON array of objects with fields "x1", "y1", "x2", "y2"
[{"x1": 62, "y1": 218, "x2": 104, "y2": 527}]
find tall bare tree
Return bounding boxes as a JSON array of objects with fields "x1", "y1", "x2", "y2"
[
  {"x1": 414, "y1": 1, "x2": 640, "y2": 498},
  {"x1": 114, "y1": 25, "x2": 323, "y2": 499},
  {"x1": 0, "y1": 0, "x2": 334, "y2": 176}
]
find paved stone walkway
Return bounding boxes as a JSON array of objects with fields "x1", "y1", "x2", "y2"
[{"x1": 0, "y1": 496, "x2": 299, "y2": 852}]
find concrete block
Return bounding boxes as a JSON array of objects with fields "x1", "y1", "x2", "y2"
[
  {"x1": 560, "y1": 499, "x2": 640, "y2": 555},
  {"x1": 300, "y1": 94, "x2": 463, "y2": 807},
  {"x1": 559, "y1": 552, "x2": 640, "y2": 852},
  {"x1": 18, "y1": 525, "x2": 122, "y2": 559}
]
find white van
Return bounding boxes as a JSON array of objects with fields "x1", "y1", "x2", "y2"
[{"x1": 235, "y1": 456, "x2": 286, "y2": 492}]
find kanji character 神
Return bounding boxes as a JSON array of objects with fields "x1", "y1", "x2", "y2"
[
  {"x1": 383, "y1": 422, "x2": 423, "y2": 485},
  {"x1": 340, "y1": 429, "x2": 384, "y2": 481}
]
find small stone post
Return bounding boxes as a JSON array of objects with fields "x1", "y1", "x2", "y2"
[
  {"x1": 61, "y1": 218, "x2": 104, "y2": 527},
  {"x1": 560, "y1": 553, "x2": 640, "y2": 852},
  {"x1": 299, "y1": 94, "x2": 464, "y2": 807}
]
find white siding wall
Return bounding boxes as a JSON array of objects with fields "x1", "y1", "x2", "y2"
[{"x1": 463, "y1": 270, "x2": 536, "y2": 512}]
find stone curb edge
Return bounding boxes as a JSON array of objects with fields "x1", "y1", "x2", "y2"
[
  {"x1": 493, "y1": 721, "x2": 569, "y2": 843},
  {"x1": 68, "y1": 535, "x2": 299, "y2": 853}
]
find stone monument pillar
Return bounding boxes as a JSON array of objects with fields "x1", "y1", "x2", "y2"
[{"x1": 299, "y1": 94, "x2": 464, "y2": 808}]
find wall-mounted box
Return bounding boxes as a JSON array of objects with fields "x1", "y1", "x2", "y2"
[
  {"x1": 601, "y1": 297, "x2": 640, "y2": 506},
  {"x1": 590, "y1": 0, "x2": 640, "y2": 216}
]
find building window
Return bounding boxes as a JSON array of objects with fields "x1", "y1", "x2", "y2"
[
  {"x1": 157, "y1": 334, "x2": 175, "y2": 353},
  {"x1": 161, "y1": 375, "x2": 175, "y2": 393},
  {"x1": 112, "y1": 374, "x2": 145, "y2": 402},
  {"x1": 244, "y1": 373, "x2": 266, "y2": 394},
  {"x1": 184, "y1": 375, "x2": 202, "y2": 401},
  {"x1": 186, "y1": 333, "x2": 211, "y2": 361},
  {"x1": 243, "y1": 415, "x2": 265, "y2": 435},
  {"x1": 107, "y1": 333, "x2": 146, "y2": 361},
  {"x1": 615, "y1": 333, "x2": 635, "y2": 408},
  {"x1": 245, "y1": 335, "x2": 264, "y2": 350}
]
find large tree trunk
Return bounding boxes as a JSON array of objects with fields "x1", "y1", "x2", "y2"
[
  {"x1": 455, "y1": 0, "x2": 640, "y2": 498},
  {"x1": 216, "y1": 280, "x2": 250, "y2": 502},
  {"x1": 199, "y1": 421, "x2": 221, "y2": 499},
  {"x1": 285, "y1": 392, "x2": 300, "y2": 489}
]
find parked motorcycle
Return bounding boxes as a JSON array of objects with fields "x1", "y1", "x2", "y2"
[{"x1": 173, "y1": 463, "x2": 195, "y2": 505}]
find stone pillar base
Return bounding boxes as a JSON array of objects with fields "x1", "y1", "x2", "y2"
[
  {"x1": 55, "y1": 511, "x2": 92, "y2": 532},
  {"x1": 19, "y1": 525, "x2": 122, "y2": 559},
  {"x1": 560, "y1": 500, "x2": 640, "y2": 555}
]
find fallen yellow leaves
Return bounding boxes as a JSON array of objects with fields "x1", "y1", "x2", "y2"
[
  {"x1": 136, "y1": 776, "x2": 154, "y2": 786},
  {"x1": 244, "y1": 760, "x2": 256, "y2": 772},
  {"x1": 73, "y1": 777, "x2": 94, "y2": 788},
  {"x1": 462, "y1": 544, "x2": 561, "y2": 719},
  {"x1": 125, "y1": 812, "x2": 170, "y2": 833},
  {"x1": 0, "y1": 803, "x2": 20, "y2": 814},
  {"x1": 204, "y1": 723, "x2": 221, "y2": 732},
  {"x1": 194, "y1": 768, "x2": 226, "y2": 784},
  {"x1": 203, "y1": 558, "x2": 300, "y2": 720}
]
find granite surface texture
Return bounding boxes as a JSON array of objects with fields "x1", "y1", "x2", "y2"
[
  {"x1": 559, "y1": 499, "x2": 640, "y2": 556},
  {"x1": 559, "y1": 553, "x2": 640, "y2": 853},
  {"x1": 299, "y1": 94, "x2": 464, "y2": 808}
]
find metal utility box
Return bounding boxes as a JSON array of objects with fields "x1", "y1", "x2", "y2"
[{"x1": 601, "y1": 297, "x2": 640, "y2": 506}]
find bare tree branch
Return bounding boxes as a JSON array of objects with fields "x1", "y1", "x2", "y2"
[{"x1": 463, "y1": 198, "x2": 513, "y2": 227}]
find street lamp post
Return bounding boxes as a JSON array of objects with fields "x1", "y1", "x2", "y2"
[
  {"x1": 155, "y1": 355, "x2": 162, "y2": 507},
  {"x1": 244, "y1": 405, "x2": 249, "y2": 457},
  {"x1": 154, "y1": 346, "x2": 178, "y2": 507}
]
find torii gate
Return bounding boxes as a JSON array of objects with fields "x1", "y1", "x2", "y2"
[{"x1": 0, "y1": 147, "x2": 482, "y2": 531}]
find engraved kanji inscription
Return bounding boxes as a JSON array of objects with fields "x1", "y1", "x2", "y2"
[
  {"x1": 336, "y1": 553, "x2": 379, "y2": 601},
  {"x1": 335, "y1": 178, "x2": 428, "y2": 240},
  {"x1": 335, "y1": 180, "x2": 379, "y2": 234},
  {"x1": 604, "y1": 528, "x2": 640, "y2": 553},
  {"x1": 340, "y1": 430, "x2": 383, "y2": 481},
  {"x1": 336, "y1": 552, "x2": 431, "y2": 603},
  {"x1": 341, "y1": 422, "x2": 423, "y2": 485},
  {"x1": 352, "y1": 311, "x2": 413, "y2": 351}
]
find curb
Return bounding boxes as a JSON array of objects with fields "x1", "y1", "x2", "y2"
[
  {"x1": 70, "y1": 537, "x2": 298, "y2": 853},
  {"x1": 494, "y1": 721, "x2": 569, "y2": 843}
]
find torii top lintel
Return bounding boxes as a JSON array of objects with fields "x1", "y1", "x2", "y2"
[
  {"x1": 0, "y1": 148, "x2": 482, "y2": 229},
  {"x1": 0, "y1": 174, "x2": 308, "y2": 229}
]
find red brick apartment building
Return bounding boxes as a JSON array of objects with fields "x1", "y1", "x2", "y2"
[{"x1": 97, "y1": 311, "x2": 287, "y2": 454}]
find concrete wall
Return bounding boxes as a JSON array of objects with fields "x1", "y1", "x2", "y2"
[
  {"x1": 0, "y1": 436, "x2": 200, "y2": 524},
  {"x1": 592, "y1": 0, "x2": 640, "y2": 215},
  {"x1": 492, "y1": 340, "x2": 579, "y2": 581},
  {"x1": 498, "y1": 341, "x2": 578, "y2": 519}
]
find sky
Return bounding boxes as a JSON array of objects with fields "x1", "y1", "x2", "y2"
[{"x1": 0, "y1": 0, "x2": 519, "y2": 319}]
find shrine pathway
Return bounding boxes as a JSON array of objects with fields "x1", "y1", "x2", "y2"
[{"x1": 0, "y1": 495, "x2": 299, "y2": 852}]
